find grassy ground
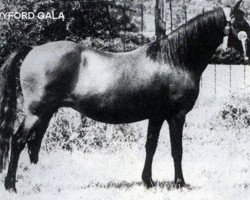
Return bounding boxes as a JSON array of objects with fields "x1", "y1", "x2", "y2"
[{"x1": 0, "y1": 95, "x2": 249, "y2": 200}]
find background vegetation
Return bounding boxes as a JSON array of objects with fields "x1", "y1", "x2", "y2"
[{"x1": 1, "y1": 0, "x2": 249, "y2": 65}]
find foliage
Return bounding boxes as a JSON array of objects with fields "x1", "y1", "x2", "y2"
[
  {"x1": 0, "y1": 0, "x2": 248, "y2": 64},
  {"x1": 43, "y1": 108, "x2": 144, "y2": 153},
  {"x1": 220, "y1": 105, "x2": 250, "y2": 128},
  {"x1": 214, "y1": 90, "x2": 250, "y2": 129},
  {"x1": 0, "y1": 0, "x2": 142, "y2": 65},
  {"x1": 211, "y1": 47, "x2": 249, "y2": 64}
]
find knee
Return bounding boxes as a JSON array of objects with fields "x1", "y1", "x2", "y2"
[
  {"x1": 145, "y1": 138, "x2": 158, "y2": 152},
  {"x1": 11, "y1": 135, "x2": 26, "y2": 151},
  {"x1": 171, "y1": 147, "x2": 183, "y2": 158}
]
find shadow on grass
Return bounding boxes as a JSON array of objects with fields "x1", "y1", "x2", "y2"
[{"x1": 82, "y1": 180, "x2": 197, "y2": 191}]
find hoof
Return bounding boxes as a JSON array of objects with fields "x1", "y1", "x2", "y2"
[
  {"x1": 174, "y1": 178, "x2": 185, "y2": 189},
  {"x1": 5, "y1": 177, "x2": 17, "y2": 193},
  {"x1": 28, "y1": 150, "x2": 39, "y2": 164},
  {"x1": 30, "y1": 157, "x2": 38, "y2": 164},
  {"x1": 142, "y1": 176, "x2": 156, "y2": 188},
  {"x1": 6, "y1": 187, "x2": 17, "y2": 193}
]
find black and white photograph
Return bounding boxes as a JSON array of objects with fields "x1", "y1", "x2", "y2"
[{"x1": 0, "y1": 0, "x2": 249, "y2": 199}]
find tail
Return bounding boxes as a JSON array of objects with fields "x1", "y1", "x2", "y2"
[{"x1": 0, "y1": 46, "x2": 33, "y2": 172}]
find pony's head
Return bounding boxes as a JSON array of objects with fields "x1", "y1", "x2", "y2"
[{"x1": 224, "y1": 0, "x2": 250, "y2": 61}]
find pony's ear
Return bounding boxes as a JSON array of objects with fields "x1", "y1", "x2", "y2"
[{"x1": 233, "y1": 0, "x2": 243, "y2": 12}]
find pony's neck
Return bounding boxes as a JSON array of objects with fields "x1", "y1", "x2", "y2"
[{"x1": 163, "y1": 8, "x2": 226, "y2": 75}]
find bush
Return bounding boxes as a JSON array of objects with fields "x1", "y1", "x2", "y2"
[
  {"x1": 43, "y1": 108, "x2": 144, "y2": 153},
  {"x1": 0, "y1": 0, "x2": 143, "y2": 65},
  {"x1": 214, "y1": 89, "x2": 250, "y2": 129},
  {"x1": 212, "y1": 47, "x2": 250, "y2": 65},
  {"x1": 219, "y1": 105, "x2": 250, "y2": 129}
]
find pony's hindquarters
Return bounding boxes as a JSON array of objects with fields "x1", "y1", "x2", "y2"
[
  {"x1": 0, "y1": 46, "x2": 32, "y2": 172},
  {"x1": 20, "y1": 41, "x2": 82, "y2": 114},
  {"x1": 4, "y1": 41, "x2": 82, "y2": 191}
]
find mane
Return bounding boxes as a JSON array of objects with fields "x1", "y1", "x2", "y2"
[{"x1": 147, "y1": 8, "x2": 226, "y2": 68}]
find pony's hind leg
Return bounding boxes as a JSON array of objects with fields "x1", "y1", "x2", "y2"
[
  {"x1": 27, "y1": 113, "x2": 53, "y2": 164},
  {"x1": 5, "y1": 113, "x2": 39, "y2": 192}
]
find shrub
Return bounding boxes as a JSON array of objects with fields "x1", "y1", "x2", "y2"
[
  {"x1": 214, "y1": 89, "x2": 250, "y2": 129},
  {"x1": 43, "y1": 108, "x2": 144, "y2": 153}
]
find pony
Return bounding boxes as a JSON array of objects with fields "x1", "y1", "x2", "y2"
[{"x1": 0, "y1": 0, "x2": 249, "y2": 192}]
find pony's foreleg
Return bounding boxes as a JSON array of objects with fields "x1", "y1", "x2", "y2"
[
  {"x1": 27, "y1": 114, "x2": 53, "y2": 164},
  {"x1": 5, "y1": 114, "x2": 39, "y2": 192},
  {"x1": 168, "y1": 112, "x2": 186, "y2": 188},
  {"x1": 142, "y1": 118, "x2": 164, "y2": 188}
]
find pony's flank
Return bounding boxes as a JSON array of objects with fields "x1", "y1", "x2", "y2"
[{"x1": 147, "y1": 8, "x2": 226, "y2": 67}]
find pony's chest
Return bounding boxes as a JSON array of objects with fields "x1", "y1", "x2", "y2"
[{"x1": 163, "y1": 70, "x2": 198, "y2": 102}]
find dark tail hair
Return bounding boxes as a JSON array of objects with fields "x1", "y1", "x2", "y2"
[{"x1": 0, "y1": 46, "x2": 33, "y2": 172}]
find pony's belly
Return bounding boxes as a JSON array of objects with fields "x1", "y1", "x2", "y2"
[
  {"x1": 66, "y1": 96, "x2": 152, "y2": 124},
  {"x1": 76, "y1": 106, "x2": 148, "y2": 124}
]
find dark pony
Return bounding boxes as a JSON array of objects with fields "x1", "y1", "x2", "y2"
[{"x1": 0, "y1": 1, "x2": 249, "y2": 192}]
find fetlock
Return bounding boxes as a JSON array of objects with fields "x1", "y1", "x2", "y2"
[
  {"x1": 29, "y1": 150, "x2": 39, "y2": 164},
  {"x1": 5, "y1": 175, "x2": 17, "y2": 192},
  {"x1": 27, "y1": 143, "x2": 40, "y2": 164}
]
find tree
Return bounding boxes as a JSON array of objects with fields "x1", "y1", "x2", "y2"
[{"x1": 0, "y1": 0, "x2": 141, "y2": 65}]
